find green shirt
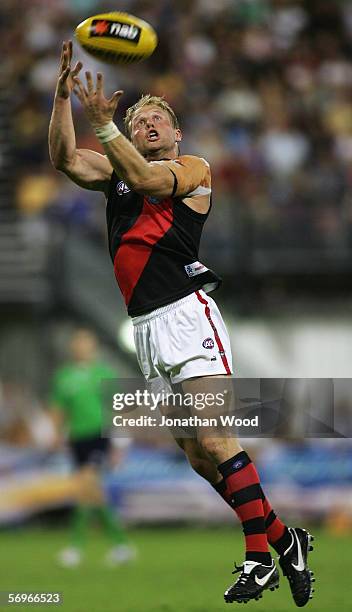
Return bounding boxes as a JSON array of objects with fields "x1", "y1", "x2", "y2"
[{"x1": 49, "y1": 361, "x2": 115, "y2": 440}]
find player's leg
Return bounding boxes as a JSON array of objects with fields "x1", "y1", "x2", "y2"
[
  {"x1": 212, "y1": 467, "x2": 315, "y2": 606},
  {"x1": 171, "y1": 290, "x2": 314, "y2": 606},
  {"x1": 59, "y1": 437, "x2": 133, "y2": 566},
  {"x1": 57, "y1": 472, "x2": 93, "y2": 566},
  {"x1": 84, "y1": 438, "x2": 135, "y2": 566},
  {"x1": 180, "y1": 375, "x2": 279, "y2": 603},
  {"x1": 98, "y1": 497, "x2": 136, "y2": 566},
  {"x1": 133, "y1": 294, "x2": 312, "y2": 603},
  {"x1": 175, "y1": 434, "x2": 279, "y2": 604},
  {"x1": 72, "y1": 465, "x2": 100, "y2": 545},
  {"x1": 163, "y1": 291, "x2": 271, "y2": 568},
  {"x1": 261, "y1": 484, "x2": 316, "y2": 607},
  {"x1": 182, "y1": 375, "x2": 314, "y2": 606},
  {"x1": 183, "y1": 377, "x2": 271, "y2": 560},
  {"x1": 154, "y1": 292, "x2": 277, "y2": 602},
  {"x1": 77, "y1": 463, "x2": 135, "y2": 566},
  {"x1": 57, "y1": 439, "x2": 96, "y2": 567},
  {"x1": 211, "y1": 467, "x2": 291, "y2": 553},
  {"x1": 175, "y1": 434, "x2": 293, "y2": 574},
  {"x1": 173, "y1": 436, "x2": 222, "y2": 484}
]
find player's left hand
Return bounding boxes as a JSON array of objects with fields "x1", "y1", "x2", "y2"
[{"x1": 73, "y1": 71, "x2": 124, "y2": 128}]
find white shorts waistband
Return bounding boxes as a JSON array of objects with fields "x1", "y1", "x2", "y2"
[{"x1": 132, "y1": 292, "x2": 201, "y2": 325}]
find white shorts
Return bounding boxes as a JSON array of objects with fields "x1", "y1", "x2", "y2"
[{"x1": 132, "y1": 290, "x2": 233, "y2": 386}]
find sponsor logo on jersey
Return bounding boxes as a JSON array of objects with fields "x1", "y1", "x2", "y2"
[
  {"x1": 116, "y1": 181, "x2": 131, "y2": 195},
  {"x1": 184, "y1": 261, "x2": 209, "y2": 278},
  {"x1": 202, "y1": 337, "x2": 215, "y2": 349},
  {"x1": 147, "y1": 196, "x2": 161, "y2": 204},
  {"x1": 91, "y1": 20, "x2": 141, "y2": 44}
]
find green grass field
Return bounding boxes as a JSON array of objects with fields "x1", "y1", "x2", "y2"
[{"x1": 0, "y1": 526, "x2": 349, "y2": 612}]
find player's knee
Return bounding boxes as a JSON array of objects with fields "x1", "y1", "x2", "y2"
[
  {"x1": 187, "y1": 455, "x2": 210, "y2": 479},
  {"x1": 180, "y1": 441, "x2": 205, "y2": 475},
  {"x1": 184, "y1": 448, "x2": 220, "y2": 484},
  {"x1": 198, "y1": 436, "x2": 216, "y2": 455},
  {"x1": 198, "y1": 437, "x2": 231, "y2": 463},
  {"x1": 177, "y1": 438, "x2": 222, "y2": 483}
]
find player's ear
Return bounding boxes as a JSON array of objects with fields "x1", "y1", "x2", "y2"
[{"x1": 175, "y1": 128, "x2": 182, "y2": 143}]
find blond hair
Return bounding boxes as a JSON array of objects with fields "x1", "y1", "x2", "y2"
[{"x1": 124, "y1": 94, "x2": 179, "y2": 139}]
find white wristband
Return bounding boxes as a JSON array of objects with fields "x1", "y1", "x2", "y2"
[{"x1": 95, "y1": 121, "x2": 121, "y2": 144}]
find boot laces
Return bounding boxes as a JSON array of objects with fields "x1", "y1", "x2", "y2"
[{"x1": 232, "y1": 563, "x2": 250, "y2": 586}]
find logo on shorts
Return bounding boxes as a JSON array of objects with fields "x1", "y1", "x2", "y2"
[
  {"x1": 233, "y1": 460, "x2": 243, "y2": 470},
  {"x1": 116, "y1": 181, "x2": 131, "y2": 195},
  {"x1": 202, "y1": 337, "x2": 215, "y2": 349}
]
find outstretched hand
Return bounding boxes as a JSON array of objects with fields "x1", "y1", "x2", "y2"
[
  {"x1": 73, "y1": 71, "x2": 124, "y2": 128},
  {"x1": 56, "y1": 40, "x2": 82, "y2": 99}
]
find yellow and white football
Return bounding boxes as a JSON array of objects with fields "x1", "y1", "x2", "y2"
[{"x1": 75, "y1": 12, "x2": 158, "y2": 65}]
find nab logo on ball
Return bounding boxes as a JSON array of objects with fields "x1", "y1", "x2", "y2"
[
  {"x1": 202, "y1": 337, "x2": 215, "y2": 349},
  {"x1": 116, "y1": 181, "x2": 131, "y2": 195},
  {"x1": 90, "y1": 19, "x2": 141, "y2": 45},
  {"x1": 75, "y1": 12, "x2": 158, "y2": 65}
]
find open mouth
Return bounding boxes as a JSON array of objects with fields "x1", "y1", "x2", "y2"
[{"x1": 147, "y1": 129, "x2": 159, "y2": 142}]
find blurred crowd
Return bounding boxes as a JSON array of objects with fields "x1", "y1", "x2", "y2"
[{"x1": 3, "y1": 0, "x2": 352, "y2": 268}]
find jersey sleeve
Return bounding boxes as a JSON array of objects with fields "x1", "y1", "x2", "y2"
[{"x1": 151, "y1": 155, "x2": 211, "y2": 198}]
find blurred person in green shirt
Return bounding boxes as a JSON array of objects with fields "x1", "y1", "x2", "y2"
[{"x1": 49, "y1": 328, "x2": 135, "y2": 567}]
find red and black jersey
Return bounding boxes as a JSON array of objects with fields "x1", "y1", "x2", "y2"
[{"x1": 105, "y1": 155, "x2": 221, "y2": 317}]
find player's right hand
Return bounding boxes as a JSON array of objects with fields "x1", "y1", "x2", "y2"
[{"x1": 56, "y1": 40, "x2": 82, "y2": 99}]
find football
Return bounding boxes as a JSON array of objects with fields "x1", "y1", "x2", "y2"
[{"x1": 74, "y1": 12, "x2": 158, "y2": 65}]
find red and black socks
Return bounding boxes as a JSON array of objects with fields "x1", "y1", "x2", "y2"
[
  {"x1": 262, "y1": 495, "x2": 292, "y2": 555},
  {"x1": 214, "y1": 451, "x2": 291, "y2": 557},
  {"x1": 217, "y1": 451, "x2": 272, "y2": 565}
]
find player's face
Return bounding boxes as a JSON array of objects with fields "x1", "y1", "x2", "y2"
[
  {"x1": 131, "y1": 105, "x2": 181, "y2": 157},
  {"x1": 70, "y1": 330, "x2": 98, "y2": 363}
]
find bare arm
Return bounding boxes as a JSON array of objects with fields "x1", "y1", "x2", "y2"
[
  {"x1": 73, "y1": 72, "x2": 177, "y2": 198},
  {"x1": 72, "y1": 71, "x2": 211, "y2": 200},
  {"x1": 94, "y1": 130, "x2": 174, "y2": 197},
  {"x1": 48, "y1": 41, "x2": 112, "y2": 194}
]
